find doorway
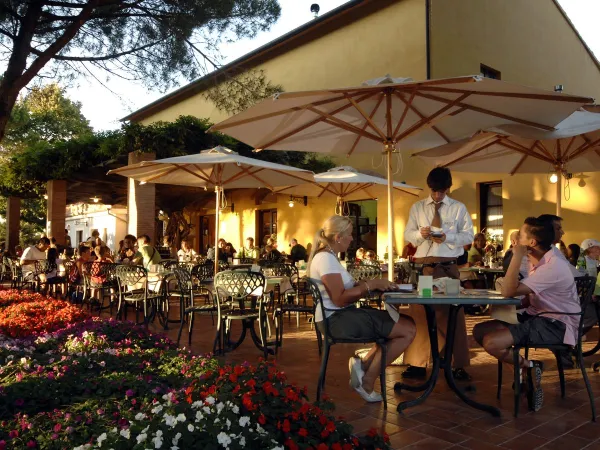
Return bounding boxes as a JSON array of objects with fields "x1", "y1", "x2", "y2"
[
  {"x1": 257, "y1": 209, "x2": 277, "y2": 246},
  {"x1": 346, "y1": 199, "x2": 378, "y2": 257},
  {"x1": 198, "y1": 215, "x2": 215, "y2": 254}
]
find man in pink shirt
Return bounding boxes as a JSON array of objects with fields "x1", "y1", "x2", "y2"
[{"x1": 473, "y1": 217, "x2": 579, "y2": 411}]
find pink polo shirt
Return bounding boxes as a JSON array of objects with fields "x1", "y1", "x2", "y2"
[{"x1": 521, "y1": 249, "x2": 580, "y2": 346}]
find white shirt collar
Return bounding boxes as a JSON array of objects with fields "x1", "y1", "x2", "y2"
[{"x1": 424, "y1": 195, "x2": 452, "y2": 206}]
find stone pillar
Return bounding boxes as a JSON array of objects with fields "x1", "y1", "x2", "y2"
[
  {"x1": 6, "y1": 196, "x2": 21, "y2": 254},
  {"x1": 46, "y1": 180, "x2": 67, "y2": 245},
  {"x1": 127, "y1": 152, "x2": 156, "y2": 240}
]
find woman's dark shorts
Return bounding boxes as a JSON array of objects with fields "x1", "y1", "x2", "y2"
[
  {"x1": 317, "y1": 307, "x2": 397, "y2": 340},
  {"x1": 507, "y1": 313, "x2": 566, "y2": 346}
]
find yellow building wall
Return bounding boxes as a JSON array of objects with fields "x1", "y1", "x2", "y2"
[{"x1": 429, "y1": 0, "x2": 600, "y2": 248}]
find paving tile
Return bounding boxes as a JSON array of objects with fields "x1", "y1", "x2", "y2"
[
  {"x1": 387, "y1": 429, "x2": 430, "y2": 448},
  {"x1": 566, "y1": 421, "x2": 600, "y2": 442},
  {"x1": 449, "y1": 425, "x2": 510, "y2": 446},
  {"x1": 459, "y1": 438, "x2": 508, "y2": 450},
  {"x1": 411, "y1": 424, "x2": 470, "y2": 444},
  {"x1": 540, "y1": 434, "x2": 591, "y2": 450},
  {"x1": 500, "y1": 433, "x2": 550, "y2": 450},
  {"x1": 401, "y1": 437, "x2": 455, "y2": 450}
]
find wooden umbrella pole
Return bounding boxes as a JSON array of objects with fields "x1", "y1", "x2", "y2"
[
  {"x1": 214, "y1": 186, "x2": 221, "y2": 279},
  {"x1": 386, "y1": 144, "x2": 395, "y2": 282}
]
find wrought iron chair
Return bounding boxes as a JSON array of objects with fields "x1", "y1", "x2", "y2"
[
  {"x1": 213, "y1": 270, "x2": 277, "y2": 359},
  {"x1": 348, "y1": 264, "x2": 384, "y2": 308},
  {"x1": 497, "y1": 276, "x2": 596, "y2": 420},
  {"x1": 582, "y1": 298, "x2": 600, "y2": 372},
  {"x1": 83, "y1": 262, "x2": 119, "y2": 313},
  {"x1": 6, "y1": 257, "x2": 33, "y2": 291},
  {"x1": 274, "y1": 274, "x2": 315, "y2": 349},
  {"x1": 114, "y1": 265, "x2": 164, "y2": 325},
  {"x1": 174, "y1": 267, "x2": 217, "y2": 347},
  {"x1": 307, "y1": 278, "x2": 388, "y2": 409},
  {"x1": 238, "y1": 257, "x2": 255, "y2": 264},
  {"x1": 36, "y1": 259, "x2": 67, "y2": 297}
]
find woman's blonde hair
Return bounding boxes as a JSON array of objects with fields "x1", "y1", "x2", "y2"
[{"x1": 307, "y1": 215, "x2": 353, "y2": 271}]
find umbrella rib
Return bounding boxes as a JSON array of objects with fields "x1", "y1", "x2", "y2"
[
  {"x1": 441, "y1": 138, "x2": 503, "y2": 168},
  {"x1": 193, "y1": 164, "x2": 212, "y2": 180},
  {"x1": 414, "y1": 91, "x2": 556, "y2": 131},
  {"x1": 563, "y1": 136, "x2": 578, "y2": 160},
  {"x1": 345, "y1": 95, "x2": 387, "y2": 140},
  {"x1": 418, "y1": 86, "x2": 593, "y2": 103},
  {"x1": 533, "y1": 141, "x2": 556, "y2": 161},
  {"x1": 509, "y1": 154, "x2": 529, "y2": 175},
  {"x1": 245, "y1": 171, "x2": 275, "y2": 191},
  {"x1": 386, "y1": 90, "x2": 393, "y2": 138},
  {"x1": 497, "y1": 140, "x2": 554, "y2": 164},
  {"x1": 255, "y1": 91, "x2": 377, "y2": 150},
  {"x1": 307, "y1": 106, "x2": 382, "y2": 142},
  {"x1": 267, "y1": 168, "x2": 314, "y2": 186},
  {"x1": 318, "y1": 182, "x2": 335, "y2": 198},
  {"x1": 394, "y1": 92, "x2": 451, "y2": 143},
  {"x1": 346, "y1": 94, "x2": 385, "y2": 157},
  {"x1": 172, "y1": 164, "x2": 212, "y2": 184},
  {"x1": 396, "y1": 93, "x2": 471, "y2": 142},
  {"x1": 394, "y1": 187, "x2": 419, "y2": 197},
  {"x1": 326, "y1": 75, "x2": 479, "y2": 95},
  {"x1": 392, "y1": 88, "x2": 417, "y2": 140},
  {"x1": 220, "y1": 166, "x2": 261, "y2": 185},
  {"x1": 569, "y1": 135, "x2": 600, "y2": 160},
  {"x1": 345, "y1": 184, "x2": 370, "y2": 196},
  {"x1": 143, "y1": 166, "x2": 180, "y2": 182},
  {"x1": 108, "y1": 162, "x2": 159, "y2": 174}
]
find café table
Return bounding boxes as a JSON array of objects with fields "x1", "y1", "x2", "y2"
[
  {"x1": 459, "y1": 266, "x2": 505, "y2": 289},
  {"x1": 383, "y1": 290, "x2": 521, "y2": 417}
]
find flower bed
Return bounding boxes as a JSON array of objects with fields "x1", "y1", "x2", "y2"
[
  {"x1": 0, "y1": 303, "x2": 390, "y2": 449},
  {"x1": 0, "y1": 300, "x2": 89, "y2": 338},
  {"x1": 0, "y1": 290, "x2": 46, "y2": 309}
]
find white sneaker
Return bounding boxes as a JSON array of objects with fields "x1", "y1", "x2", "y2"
[
  {"x1": 348, "y1": 357, "x2": 364, "y2": 389},
  {"x1": 354, "y1": 384, "x2": 383, "y2": 403}
]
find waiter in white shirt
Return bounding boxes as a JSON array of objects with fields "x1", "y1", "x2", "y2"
[{"x1": 403, "y1": 167, "x2": 474, "y2": 381}]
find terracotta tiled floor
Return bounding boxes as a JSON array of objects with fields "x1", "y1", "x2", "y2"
[{"x1": 121, "y1": 305, "x2": 600, "y2": 449}]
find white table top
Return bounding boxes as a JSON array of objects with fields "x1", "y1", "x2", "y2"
[{"x1": 383, "y1": 290, "x2": 521, "y2": 306}]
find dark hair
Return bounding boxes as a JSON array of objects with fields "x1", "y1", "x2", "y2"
[
  {"x1": 426, "y1": 167, "x2": 452, "y2": 191},
  {"x1": 537, "y1": 214, "x2": 562, "y2": 223},
  {"x1": 124, "y1": 234, "x2": 137, "y2": 242},
  {"x1": 78, "y1": 245, "x2": 90, "y2": 255},
  {"x1": 567, "y1": 244, "x2": 580, "y2": 266},
  {"x1": 138, "y1": 235, "x2": 151, "y2": 244},
  {"x1": 50, "y1": 237, "x2": 57, "y2": 244},
  {"x1": 47, "y1": 247, "x2": 59, "y2": 263},
  {"x1": 38, "y1": 237, "x2": 51, "y2": 246},
  {"x1": 523, "y1": 217, "x2": 554, "y2": 251}
]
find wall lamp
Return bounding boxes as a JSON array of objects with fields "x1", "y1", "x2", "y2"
[{"x1": 288, "y1": 195, "x2": 308, "y2": 208}]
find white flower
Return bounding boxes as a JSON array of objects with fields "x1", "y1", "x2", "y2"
[
  {"x1": 202, "y1": 406, "x2": 211, "y2": 415},
  {"x1": 176, "y1": 413, "x2": 186, "y2": 423},
  {"x1": 99, "y1": 361, "x2": 106, "y2": 367},
  {"x1": 270, "y1": 447, "x2": 284, "y2": 450},
  {"x1": 195, "y1": 411, "x2": 204, "y2": 422},
  {"x1": 136, "y1": 433, "x2": 148, "y2": 444},
  {"x1": 171, "y1": 447, "x2": 178, "y2": 450},
  {"x1": 120, "y1": 429, "x2": 131, "y2": 439},
  {"x1": 239, "y1": 416, "x2": 250, "y2": 428},
  {"x1": 217, "y1": 432, "x2": 232, "y2": 448},
  {"x1": 152, "y1": 436, "x2": 163, "y2": 449},
  {"x1": 135, "y1": 413, "x2": 146, "y2": 421},
  {"x1": 216, "y1": 402, "x2": 225, "y2": 414},
  {"x1": 226, "y1": 419, "x2": 231, "y2": 429},
  {"x1": 232, "y1": 405, "x2": 239, "y2": 415},
  {"x1": 205, "y1": 396, "x2": 215, "y2": 405},
  {"x1": 191, "y1": 401, "x2": 203, "y2": 409},
  {"x1": 239, "y1": 437, "x2": 246, "y2": 447},
  {"x1": 163, "y1": 414, "x2": 177, "y2": 428},
  {"x1": 187, "y1": 424, "x2": 195, "y2": 432},
  {"x1": 151, "y1": 405, "x2": 163, "y2": 414},
  {"x1": 97, "y1": 432, "x2": 107, "y2": 446},
  {"x1": 155, "y1": 430, "x2": 163, "y2": 437}
]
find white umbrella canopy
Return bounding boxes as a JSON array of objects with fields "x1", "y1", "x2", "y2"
[
  {"x1": 210, "y1": 75, "x2": 594, "y2": 280},
  {"x1": 413, "y1": 110, "x2": 600, "y2": 215},
  {"x1": 274, "y1": 166, "x2": 421, "y2": 214},
  {"x1": 108, "y1": 146, "x2": 315, "y2": 276}
]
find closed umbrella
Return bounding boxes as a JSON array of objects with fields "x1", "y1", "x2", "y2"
[
  {"x1": 210, "y1": 75, "x2": 593, "y2": 279},
  {"x1": 413, "y1": 110, "x2": 600, "y2": 215},
  {"x1": 108, "y1": 146, "x2": 315, "y2": 276},
  {"x1": 275, "y1": 166, "x2": 421, "y2": 216}
]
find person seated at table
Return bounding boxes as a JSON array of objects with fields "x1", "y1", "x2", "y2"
[
  {"x1": 116, "y1": 234, "x2": 140, "y2": 264},
  {"x1": 133, "y1": 235, "x2": 161, "y2": 269},
  {"x1": 69, "y1": 245, "x2": 91, "y2": 286},
  {"x1": 580, "y1": 239, "x2": 600, "y2": 276},
  {"x1": 14, "y1": 245, "x2": 23, "y2": 257},
  {"x1": 355, "y1": 247, "x2": 365, "y2": 262},
  {"x1": 263, "y1": 245, "x2": 283, "y2": 261},
  {"x1": 91, "y1": 245, "x2": 113, "y2": 280},
  {"x1": 289, "y1": 238, "x2": 307, "y2": 264},
  {"x1": 473, "y1": 217, "x2": 579, "y2": 411},
  {"x1": 20, "y1": 237, "x2": 50, "y2": 281},
  {"x1": 567, "y1": 243, "x2": 580, "y2": 267},
  {"x1": 558, "y1": 240, "x2": 569, "y2": 259},
  {"x1": 225, "y1": 242, "x2": 236, "y2": 260},
  {"x1": 206, "y1": 243, "x2": 215, "y2": 261},
  {"x1": 401, "y1": 242, "x2": 417, "y2": 260},
  {"x1": 363, "y1": 250, "x2": 378, "y2": 265},
  {"x1": 217, "y1": 238, "x2": 228, "y2": 262},
  {"x1": 239, "y1": 237, "x2": 258, "y2": 260},
  {"x1": 309, "y1": 215, "x2": 416, "y2": 402},
  {"x1": 40, "y1": 247, "x2": 66, "y2": 297},
  {"x1": 467, "y1": 233, "x2": 487, "y2": 266},
  {"x1": 177, "y1": 238, "x2": 198, "y2": 262}
]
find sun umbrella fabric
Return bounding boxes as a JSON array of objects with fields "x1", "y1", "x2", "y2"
[
  {"x1": 413, "y1": 110, "x2": 600, "y2": 215},
  {"x1": 210, "y1": 75, "x2": 594, "y2": 279},
  {"x1": 109, "y1": 146, "x2": 315, "y2": 276}
]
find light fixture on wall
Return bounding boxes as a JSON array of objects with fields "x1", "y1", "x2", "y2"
[
  {"x1": 43, "y1": 194, "x2": 48, "y2": 200},
  {"x1": 90, "y1": 196, "x2": 100, "y2": 203},
  {"x1": 549, "y1": 173, "x2": 558, "y2": 184},
  {"x1": 288, "y1": 195, "x2": 308, "y2": 208}
]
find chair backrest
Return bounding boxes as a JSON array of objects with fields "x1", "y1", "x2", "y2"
[
  {"x1": 7, "y1": 257, "x2": 22, "y2": 278},
  {"x1": 173, "y1": 266, "x2": 194, "y2": 297},
  {"x1": 115, "y1": 265, "x2": 148, "y2": 289},
  {"x1": 37, "y1": 259, "x2": 56, "y2": 275},
  {"x1": 192, "y1": 263, "x2": 213, "y2": 282},
  {"x1": 214, "y1": 270, "x2": 266, "y2": 304},
  {"x1": 238, "y1": 257, "x2": 255, "y2": 264},
  {"x1": 575, "y1": 275, "x2": 596, "y2": 339},
  {"x1": 305, "y1": 277, "x2": 335, "y2": 340},
  {"x1": 348, "y1": 264, "x2": 382, "y2": 282},
  {"x1": 159, "y1": 260, "x2": 178, "y2": 270}
]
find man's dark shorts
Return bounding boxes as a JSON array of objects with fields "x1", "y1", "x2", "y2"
[{"x1": 507, "y1": 312, "x2": 566, "y2": 346}]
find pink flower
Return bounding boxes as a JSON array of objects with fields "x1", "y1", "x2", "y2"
[
  {"x1": 53, "y1": 423, "x2": 61, "y2": 433},
  {"x1": 0, "y1": 440, "x2": 6, "y2": 450},
  {"x1": 26, "y1": 440, "x2": 36, "y2": 448},
  {"x1": 14, "y1": 399, "x2": 24, "y2": 407},
  {"x1": 125, "y1": 389, "x2": 134, "y2": 397},
  {"x1": 8, "y1": 430, "x2": 18, "y2": 438}
]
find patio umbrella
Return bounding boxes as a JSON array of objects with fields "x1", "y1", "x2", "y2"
[
  {"x1": 210, "y1": 75, "x2": 593, "y2": 279},
  {"x1": 412, "y1": 109, "x2": 600, "y2": 215},
  {"x1": 108, "y1": 146, "x2": 315, "y2": 277},
  {"x1": 274, "y1": 166, "x2": 421, "y2": 216}
]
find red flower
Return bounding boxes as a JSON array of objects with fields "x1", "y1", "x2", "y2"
[
  {"x1": 367, "y1": 428, "x2": 378, "y2": 438},
  {"x1": 246, "y1": 379, "x2": 256, "y2": 389},
  {"x1": 326, "y1": 421, "x2": 336, "y2": 432},
  {"x1": 331, "y1": 444, "x2": 342, "y2": 450},
  {"x1": 317, "y1": 444, "x2": 328, "y2": 450},
  {"x1": 320, "y1": 429, "x2": 330, "y2": 439},
  {"x1": 282, "y1": 419, "x2": 291, "y2": 433},
  {"x1": 229, "y1": 373, "x2": 237, "y2": 383},
  {"x1": 298, "y1": 428, "x2": 308, "y2": 437},
  {"x1": 343, "y1": 444, "x2": 353, "y2": 450},
  {"x1": 258, "y1": 414, "x2": 266, "y2": 425},
  {"x1": 285, "y1": 439, "x2": 299, "y2": 450},
  {"x1": 319, "y1": 415, "x2": 328, "y2": 425}
]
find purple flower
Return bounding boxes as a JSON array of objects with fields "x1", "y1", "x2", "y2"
[
  {"x1": 125, "y1": 389, "x2": 135, "y2": 397},
  {"x1": 14, "y1": 399, "x2": 24, "y2": 407}
]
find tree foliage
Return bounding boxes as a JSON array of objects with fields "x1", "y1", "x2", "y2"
[{"x1": 0, "y1": 0, "x2": 281, "y2": 142}]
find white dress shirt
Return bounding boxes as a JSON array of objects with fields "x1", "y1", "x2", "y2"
[{"x1": 404, "y1": 195, "x2": 474, "y2": 258}]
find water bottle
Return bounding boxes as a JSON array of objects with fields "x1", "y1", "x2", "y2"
[{"x1": 576, "y1": 255, "x2": 587, "y2": 273}]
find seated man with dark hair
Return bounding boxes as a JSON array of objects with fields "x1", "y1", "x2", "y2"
[{"x1": 473, "y1": 217, "x2": 580, "y2": 411}]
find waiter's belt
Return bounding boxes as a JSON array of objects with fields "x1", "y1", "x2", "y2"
[{"x1": 413, "y1": 257, "x2": 457, "y2": 268}]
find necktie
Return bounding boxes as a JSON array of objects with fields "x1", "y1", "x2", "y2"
[{"x1": 431, "y1": 202, "x2": 442, "y2": 228}]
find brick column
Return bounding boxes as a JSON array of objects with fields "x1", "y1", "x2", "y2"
[
  {"x1": 127, "y1": 152, "x2": 156, "y2": 240},
  {"x1": 46, "y1": 180, "x2": 67, "y2": 245},
  {"x1": 6, "y1": 196, "x2": 21, "y2": 254}
]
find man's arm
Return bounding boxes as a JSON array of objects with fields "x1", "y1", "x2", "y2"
[
  {"x1": 444, "y1": 204, "x2": 474, "y2": 247},
  {"x1": 501, "y1": 245, "x2": 533, "y2": 298},
  {"x1": 404, "y1": 204, "x2": 426, "y2": 246}
]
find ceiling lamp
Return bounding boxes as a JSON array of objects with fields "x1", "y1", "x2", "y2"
[
  {"x1": 90, "y1": 196, "x2": 100, "y2": 203},
  {"x1": 549, "y1": 173, "x2": 558, "y2": 184}
]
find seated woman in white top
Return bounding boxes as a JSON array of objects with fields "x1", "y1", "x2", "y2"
[
  {"x1": 177, "y1": 239, "x2": 198, "y2": 262},
  {"x1": 309, "y1": 215, "x2": 416, "y2": 403}
]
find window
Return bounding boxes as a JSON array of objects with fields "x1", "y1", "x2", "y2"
[
  {"x1": 479, "y1": 182, "x2": 503, "y2": 244},
  {"x1": 480, "y1": 64, "x2": 501, "y2": 80},
  {"x1": 257, "y1": 209, "x2": 277, "y2": 245}
]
